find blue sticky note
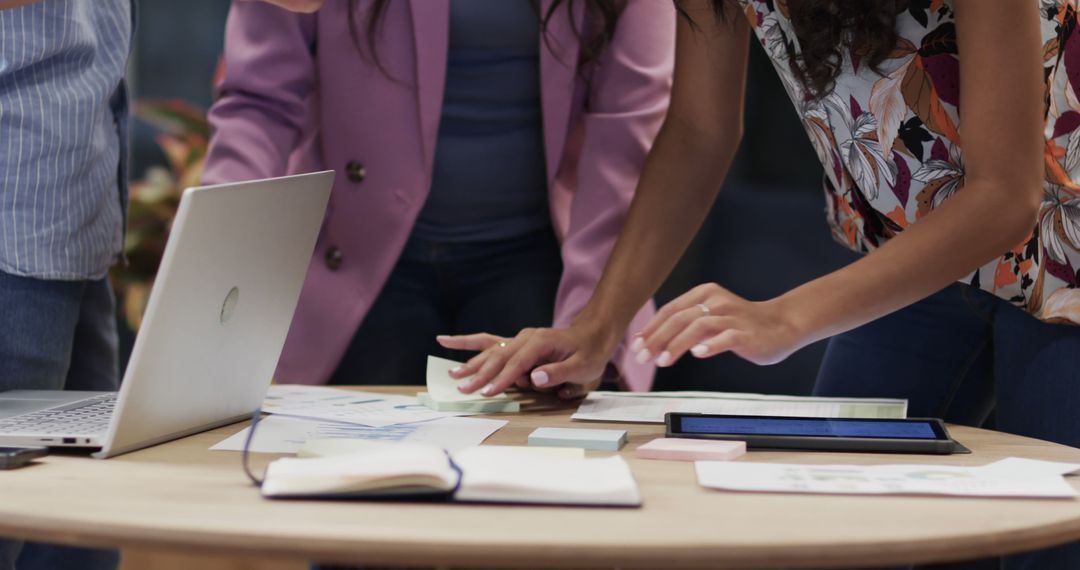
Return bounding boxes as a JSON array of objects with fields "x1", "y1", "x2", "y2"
[{"x1": 528, "y1": 427, "x2": 627, "y2": 451}]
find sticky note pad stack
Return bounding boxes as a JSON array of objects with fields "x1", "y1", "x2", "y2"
[
  {"x1": 635, "y1": 438, "x2": 746, "y2": 461},
  {"x1": 528, "y1": 427, "x2": 627, "y2": 451},
  {"x1": 418, "y1": 356, "x2": 520, "y2": 413}
]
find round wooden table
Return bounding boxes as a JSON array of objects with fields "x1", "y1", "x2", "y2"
[{"x1": 0, "y1": 387, "x2": 1078, "y2": 569}]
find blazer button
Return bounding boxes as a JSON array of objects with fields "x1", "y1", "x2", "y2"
[
  {"x1": 345, "y1": 161, "x2": 366, "y2": 184},
  {"x1": 325, "y1": 246, "x2": 343, "y2": 271}
]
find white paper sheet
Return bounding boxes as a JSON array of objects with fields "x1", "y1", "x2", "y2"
[
  {"x1": 973, "y1": 457, "x2": 1080, "y2": 479},
  {"x1": 211, "y1": 415, "x2": 508, "y2": 454},
  {"x1": 261, "y1": 385, "x2": 470, "y2": 427},
  {"x1": 695, "y1": 458, "x2": 1079, "y2": 499},
  {"x1": 572, "y1": 391, "x2": 908, "y2": 424}
]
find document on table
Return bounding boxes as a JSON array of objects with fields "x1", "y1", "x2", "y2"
[
  {"x1": 695, "y1": 458, "x2": 1080, "y2": 499},
  {"x1": 211, "y1": 415, "x2": 508, "y2": 454},
  {"x1": 261, "y1": 385, "x2": 471, "y2": 427},
  {"x1": 572, "y1": 391, "x2": 908, "y2": 424}
]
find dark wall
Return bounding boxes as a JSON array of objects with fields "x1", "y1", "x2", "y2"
[{"x1": 131, "y1": 0, "x2": 228, "y2": 176}]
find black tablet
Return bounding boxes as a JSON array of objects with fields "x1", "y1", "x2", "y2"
[{"x1": 665, "y1": 413, "x2": 967, "y2": 454}]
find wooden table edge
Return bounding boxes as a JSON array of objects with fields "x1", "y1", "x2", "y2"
[
  {"x1": 2, "y1": 387, "x2": 1079, "y2": 568},
  {"x1": 1, "y1": 504, "x2": 1078, "y2": 568}
]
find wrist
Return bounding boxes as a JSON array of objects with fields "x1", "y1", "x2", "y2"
[
  {"x1": 768, "y1": 289, "x2": 826, "y2": 351},
  {"x1": 570, "y1": 304, "x2": 629, "y2": 354}
]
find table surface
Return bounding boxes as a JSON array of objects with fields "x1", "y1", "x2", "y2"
[{"x1": 1, "y1": 387, "x2": 1079, "y2": 569}]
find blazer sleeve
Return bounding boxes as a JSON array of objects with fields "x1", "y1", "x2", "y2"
[
  {"x1": 551, "y1": 1, "x2": 675, "y2": 391},
  {"x1": 201, "y1": 0, "x2": 317, "y2": 184}
]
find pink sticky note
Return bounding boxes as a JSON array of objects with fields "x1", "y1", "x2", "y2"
[{"x1": 635, "y1": 438, "x2": 746, "y2": 461}]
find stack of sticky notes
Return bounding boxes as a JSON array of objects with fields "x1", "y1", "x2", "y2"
[
  {"x1": 528, "y1": 427, "x2": 628, "y2": 451},
  {"x1": 635, "y1": 438, "x2": 746, "y2": 461},
  {"x1": 417, "y1": 356, "x2": 520, "y2": 413}
]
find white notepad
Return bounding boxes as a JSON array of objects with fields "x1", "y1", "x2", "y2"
[
  {"x1": 418, "y1": 356, "x2": 520, "y2": 413},
  {"x1": 262, "y1": 443, "x2": 458, "y2": 498}
]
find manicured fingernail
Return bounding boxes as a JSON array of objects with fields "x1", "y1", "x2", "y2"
[
  {"x1": 656, "y1": 351, "x2": 672, "y2": 367},
  {"x1": 450, "y1": 366, "x2": 463, "y2": 375},
  {"x1": 691, "y1": 344, "x2": 709, "y2": 357},
  {"x1": 436, "y1": 335, "x2": 450, "y2": 342},
  {"x1": 629, "y1": 336, "x2": 644, "y2": 353},
  {"x1": 482, "y1": 385, "x2": 496, "y2": 396},
  {"x1": 531, "y1": 370, "x2": 549, "y2": 387},
  {"x1": 635, "y1": 349, "x2": 651, "y2": 365}
]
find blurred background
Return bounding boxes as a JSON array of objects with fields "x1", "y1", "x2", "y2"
[{"x1": 122, "y1": 0, "x2": 859, "y2": 398}]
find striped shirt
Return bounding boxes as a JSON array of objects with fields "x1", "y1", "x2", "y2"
[{"x1": 0, "y1": 0, "x2": 132, "y2": 280}]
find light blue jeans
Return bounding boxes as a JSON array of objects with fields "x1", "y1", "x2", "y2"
[
  {"x1": 0, "y1": 270, "x2": 120, "y2": 570},
  {"x1": 816, "y1": 283, "x2": 1080, "y2": 569}
]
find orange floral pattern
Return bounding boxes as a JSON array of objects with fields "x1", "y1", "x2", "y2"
[{"x1": 741, "y1": 0, "x2": 1080, "y2": 324}]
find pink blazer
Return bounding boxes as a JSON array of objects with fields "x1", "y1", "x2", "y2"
[{"x1": 202, "y1": 0, "x2": 674, "y2": 391}]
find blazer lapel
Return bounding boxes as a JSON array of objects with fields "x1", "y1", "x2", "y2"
[
  {"x1": 540, "y1": 0, "x2": 584, "y2": 185},
  {"x1": 408, "y1": 0, "x2": 450, "y2": 173}
]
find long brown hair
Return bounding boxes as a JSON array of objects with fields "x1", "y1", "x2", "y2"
[
  {"x1": 677, "y1": 0, "x2": 906, "y2": 100},
  {"x1": 347, "y1": 0, "x2": 625, "y2": 76}
]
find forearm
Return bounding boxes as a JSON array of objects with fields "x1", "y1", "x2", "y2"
[
  {"x1": 203, "y1": 1, "x2": 316, "y2": 183},
  {"x1": 573, "y1": 115, "x2": 739, "y2": 340},
  {"x1": 778, "y1": 0, "x2": 1042, "y2": 342},
  {"x1": 779, "y1": 182, "x2": 1039, "y2": 345}
]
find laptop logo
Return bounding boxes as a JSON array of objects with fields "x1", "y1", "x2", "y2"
[{"x1": 220, "y1": 286, "x2": 240, "y2": 325}]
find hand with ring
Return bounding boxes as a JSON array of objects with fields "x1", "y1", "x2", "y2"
[
  {"x1": 629, "y1": 282, "x2": 810, "y2": 368},
  {"x1": 435, "y1": 324, "x2": 614, "y2": 400}
]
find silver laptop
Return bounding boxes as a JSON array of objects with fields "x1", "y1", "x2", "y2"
[{"x1": 0, "y1": 171, "x2": 334, "y2": 458}]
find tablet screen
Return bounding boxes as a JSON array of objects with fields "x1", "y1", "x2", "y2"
[{"x1": 678, "y1": 417, "x2": 941, "y2": 440}]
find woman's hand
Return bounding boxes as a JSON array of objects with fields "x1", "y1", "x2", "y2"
[
  {"x1": 436, "y1": 323, "x2": 619, "y2": 400},
  {"x1": 633, "y1": 283, "x2": 809, "y2": 369}
]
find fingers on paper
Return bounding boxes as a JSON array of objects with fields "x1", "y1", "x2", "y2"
[{"x1": 436, "y1": 333, "x2": 504, "y2": 352}]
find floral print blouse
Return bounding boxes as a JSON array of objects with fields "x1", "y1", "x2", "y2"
[{"x1": 740, "y1": 0, "x2": 1080, "y2": 324}]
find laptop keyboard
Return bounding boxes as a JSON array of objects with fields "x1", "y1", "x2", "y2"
[{"x1": 0, "y1": 393, "x2": 116, "y2": 436}]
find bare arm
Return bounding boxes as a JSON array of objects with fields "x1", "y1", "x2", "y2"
[
  {"x1": 444, "y1": 1, "x2": 751, "y2": 397},
  {"x1": 635, "y1": 0, "x2": 1044, "y2": 369},
  {"x1": 570, "y1": 2, "x2": 750, "y2": 352},
  {"x1": 447, "y1": 0, "x2": 1044, "y2": 399}
]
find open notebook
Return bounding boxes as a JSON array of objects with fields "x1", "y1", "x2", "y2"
[{"x1": 261, "y1": 442, "x2": 641, "y2": 507}]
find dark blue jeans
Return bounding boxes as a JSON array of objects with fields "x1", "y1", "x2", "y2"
[
  {"x1": 328, "y1": 228, "x2": 563, "y2": 386},
  {"x1": 815, "y1": 283, "x2": 1080, "y2": 570},
  {"x1": 0, "y1": 271, "x2": 120, "y2": 570}
]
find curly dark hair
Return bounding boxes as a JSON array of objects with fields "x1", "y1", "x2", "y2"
[
  {"x1": 349, "y1": 0, "x2": 625, "y2": 76},
  {"x1": 678, "y1": 0, "x2": 907, "y2": 100}
]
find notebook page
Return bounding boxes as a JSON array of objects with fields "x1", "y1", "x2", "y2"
[{"x1": 452, "y1": 446, "x2": 641, "y2": 506}]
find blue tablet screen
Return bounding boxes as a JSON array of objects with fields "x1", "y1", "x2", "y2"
[{"x1": 679, "y1": 417, "x2": 940, "y2": 440}]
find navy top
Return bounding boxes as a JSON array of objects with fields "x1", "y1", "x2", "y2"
[{"x1": 412, "y1": 0, "x2": 551, "y2": 243}]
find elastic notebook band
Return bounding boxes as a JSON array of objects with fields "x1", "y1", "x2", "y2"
[
  {"x1": 242, "y1": 408, "x2": 265, "y2": 488},
  {"x1": 446, "y1": 453, "x2": 464, "y2": 498}
]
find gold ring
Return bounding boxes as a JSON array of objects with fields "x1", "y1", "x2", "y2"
[
  {"x1": 497, "y1": 341, "x2": 508, "y2": 349},
  {"x1": 696, "y1": 303, "x2": 711, "y2": 316}
]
